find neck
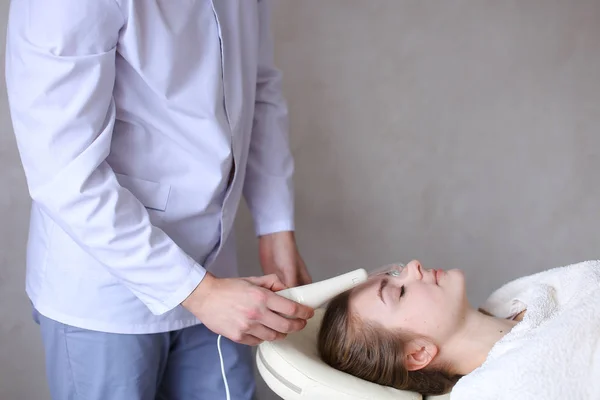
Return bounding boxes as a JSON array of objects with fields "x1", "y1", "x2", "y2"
[{"x1": 442, "y1": 308, "x2": 517, "y2": 376}]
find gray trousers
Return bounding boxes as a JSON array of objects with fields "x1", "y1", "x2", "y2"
[{"x1": 34, "y1": 309, "x2": 255, "y2": 400}]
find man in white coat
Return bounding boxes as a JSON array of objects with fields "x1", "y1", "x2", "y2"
[{"x1": 4, "y1": 0, "x2": 314, "y2": 399}]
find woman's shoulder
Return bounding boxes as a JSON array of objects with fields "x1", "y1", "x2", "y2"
[
  {"x1": 449, "y1": 363, "x2": 511, "y2": 400},
  {"x1": 480, "y1": 260, "x2": 600, "y2": 318}
]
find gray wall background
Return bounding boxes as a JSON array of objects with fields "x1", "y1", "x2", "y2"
[{"x1": 1, "y1": 1, "x2": 599, "y2": 399}]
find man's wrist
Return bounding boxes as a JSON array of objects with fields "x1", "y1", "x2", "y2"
[
  {"x1": 258, "y1": 230, "x2": 295, "y2": 240},
  {"x1": 181, "y1": 272, "x2": 217, "y2": 310}
]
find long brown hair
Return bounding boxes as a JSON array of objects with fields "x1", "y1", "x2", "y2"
[{"x1": 317, "y1": 289, "x2": 461, "y2": 396}]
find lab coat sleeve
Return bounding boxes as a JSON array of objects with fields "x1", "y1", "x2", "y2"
[
  {"x1": 243, "y1": 0, "x2": 296, "y2": 236},
  {"x1": 4, "y1": 0, "x2": 205, "y2": 315}
]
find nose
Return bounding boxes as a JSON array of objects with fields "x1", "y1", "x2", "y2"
[{"x1": 406, "y1": 260, "x2": 423, "y2": 280}]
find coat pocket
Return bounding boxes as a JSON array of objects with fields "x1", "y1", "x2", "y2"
[{"x1": 115, "y1": 173, "x2": 171, "y2": 212}]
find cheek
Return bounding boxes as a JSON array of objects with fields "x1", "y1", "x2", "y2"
[
  {"x1": 397, "y1": 291, "x2": 445, "y2": 334},
  {"x1": 422, "y1": 285, "x2": 447, "y2": 311},
  {"x1": 423, "y1": 289, "x2": 460, "y2": 332}
]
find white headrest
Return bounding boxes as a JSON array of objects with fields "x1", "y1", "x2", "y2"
[{"x1": 256, "y1": 308, "x2": 451, "y2": 400}]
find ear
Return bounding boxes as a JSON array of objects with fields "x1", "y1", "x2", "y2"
[{"x1": 404, "y1": 339, "x2": 438, "y2": 371}]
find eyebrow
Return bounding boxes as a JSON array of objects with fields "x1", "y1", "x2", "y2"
[{"x1": 378, "y1": 278, "x2": 388, "y2": 304}]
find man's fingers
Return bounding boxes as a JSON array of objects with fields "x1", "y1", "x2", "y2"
[
  {"x1": 265, "y1": 292, "x2": 314, "y2": 320},
  {"x1": 236, "y1": 334, "x2": 263, "y2": 346},
  {"x1": 247, "y1": 323, "x2": 287, "y2": 342},
  {"x1": 259, "y1": 309, "x2": 307, "y2": 334}
]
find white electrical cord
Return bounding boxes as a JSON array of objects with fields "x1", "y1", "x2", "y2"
[{"x1": 217, "y1": 334, "x2": 231, "y2": 400}]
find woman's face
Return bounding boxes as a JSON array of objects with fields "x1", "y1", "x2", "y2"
[{"x1": 350, "y1": 260, "x2": 467, "y2": 344}]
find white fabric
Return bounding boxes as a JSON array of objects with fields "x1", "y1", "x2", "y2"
[
  {"x1": 256, "y1": 308, "x2": 451, "y2": 400},
  {"x1": 451, "y1": 260, "x2": 600, "y2": 400},
  {"x1": 5, "y1": 0, "x2": 294, "y2": 334}
]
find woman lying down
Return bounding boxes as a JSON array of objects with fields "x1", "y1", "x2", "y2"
[{"x1": 318, "y1": 259, "x2": 600, "y2": 399}]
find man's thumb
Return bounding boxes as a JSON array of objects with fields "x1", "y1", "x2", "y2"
[{"x1": 245, "y1": 274, "x2": 288, "y2": 292}]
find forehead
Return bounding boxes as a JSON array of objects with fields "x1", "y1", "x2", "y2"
[
  {"x1": 348, "y1": 276, "x2": 404, "y2": 329},
  {"x1": 353, "y1": 275, "x2": 383, "y2": 295},
  {"x1": 349, "y1": 276, "x2": 385, "y2": 308}
]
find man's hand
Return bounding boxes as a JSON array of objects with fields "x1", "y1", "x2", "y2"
[
  {"x1": 181, "y1": 272, "x2": 314, "y2": 346},
  {"x1": 259, "y1": 231, "x2": 313, "y2": 288}
]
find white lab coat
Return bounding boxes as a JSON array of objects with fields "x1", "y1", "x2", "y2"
[{"x1": 4, "y1": 0, "x2": 294, "y2": 334}]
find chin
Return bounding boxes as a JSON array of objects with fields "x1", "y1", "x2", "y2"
[
  {"x1": 443, "y1": 269, "x2": 466, "y2": 292},
  {"x1": 441, "y1": 268, "x2": 464, "y2": 282},
  {"x1": 448, "y1": 268, "x2": 465, "y2": 279}
]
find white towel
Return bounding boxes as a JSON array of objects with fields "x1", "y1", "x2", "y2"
[{"x1": 450, "y1": 260, "x2": 600, "y2": 400}]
